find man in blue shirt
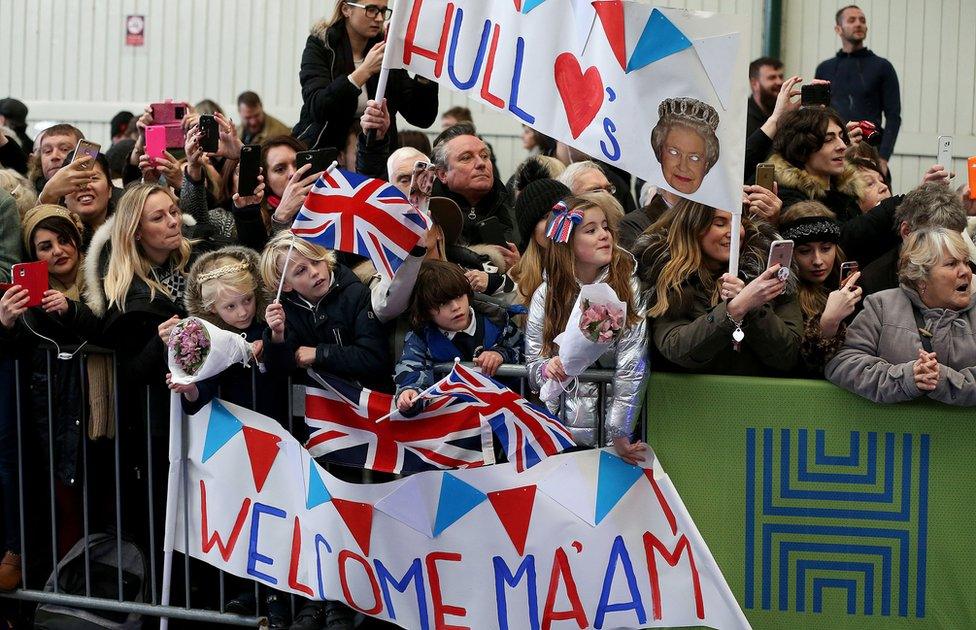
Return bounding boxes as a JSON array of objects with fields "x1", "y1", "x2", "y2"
[{"x1": 815, "y1": 5, "x2": 901, "y2": 176}]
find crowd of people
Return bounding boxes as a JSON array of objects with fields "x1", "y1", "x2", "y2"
[{"x1": 0, "y1": 2, "x2": 974, "y2": 629}]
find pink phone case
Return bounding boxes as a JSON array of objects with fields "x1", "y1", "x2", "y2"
[{"x1": 145, "y1": 126, "x2": 168, "y2": 159}]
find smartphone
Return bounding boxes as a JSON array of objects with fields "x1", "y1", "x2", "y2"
[
  {"x1": 767, "y1": 239, "x2": 794, "y2": 279},
  {"x1": 72, "y1": 139, "x2": 101, "y2": 168},
  {"x1": 145, "y1": 125, "x2": 168, "y2": 160},
  {"x1": 198, "y1": 115, "x2": 219, "y2": 153},
  {"x1": 150, "y1": 100, "x2": 190, "y2": 126},
  {"x1": 968, "y1": 156, "x2": 976, "y2": 200},
  {"x1": 408, "y1": 160, "x2": 435, "y2": 208},
  {"x1": 800, "y1": 83, "x2": 831, "y2": 107},
  {"x1": 755, "y1": 162, "x2": 775, "y2": 190},
  {"x1": 476, "y1": 216, "x2": 508, "y2": 247},
  {"x1": 237, "y1": 145, "x2": 261, "y2": 197},
  {"x1": 840, "y1": 261, "x2": 859, "y2": 287},
  {"x1": 296, "y1": 148, "x2": 338, "y2": 175},
  {"x1": 11, "y1": 261, "x2": 49, "y2": 308},
  {"x1": 936, "y1": 135, "x2": 953, "y2": 170}
]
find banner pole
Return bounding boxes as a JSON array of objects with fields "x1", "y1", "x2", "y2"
[
  {"x1": 159, "y1": 393, "x2": 184, "y2": 629},
  {"x1": 728, "y1": 211, "x2": 742, "y2": 279}
]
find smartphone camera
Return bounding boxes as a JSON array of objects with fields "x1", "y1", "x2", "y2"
[{"x1": 174, "y1": 105, "x2": 186, "y2": 119}]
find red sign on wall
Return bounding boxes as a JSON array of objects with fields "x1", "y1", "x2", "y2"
[{"x1": 125, "y1": 15, "x2": 145, "y2": 47}]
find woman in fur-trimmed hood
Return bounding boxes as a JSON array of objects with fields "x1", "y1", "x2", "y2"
[
  {"x1": 767, "y1": 107, "x2": 902, "y2": 266},
  {"x1": 292, "y1": 1, "x2": 439, "y2": 150},
  {"x1": 632, "y1": 199, "x2": 802, "y2": 376}
]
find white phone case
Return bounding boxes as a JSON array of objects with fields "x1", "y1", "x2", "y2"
[{"x1": 937, "y1": 135, "x2": 953, "y2": 169}]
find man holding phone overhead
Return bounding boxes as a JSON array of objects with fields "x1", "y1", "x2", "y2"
[{"x1": 815, "y1": 5, "x2": 901, "y2": 173}]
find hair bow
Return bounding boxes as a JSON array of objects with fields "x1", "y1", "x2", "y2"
[{"x1": 545, "y1": 201, "x2": 584, "y2": 243}]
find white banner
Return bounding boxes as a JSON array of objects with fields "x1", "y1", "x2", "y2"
[
  {"x1": 166, "y1": 399, "x2": 750, "y2": 629},
  {"x1": 384, "y1": 0, "x2": 750, "y2": 212}
]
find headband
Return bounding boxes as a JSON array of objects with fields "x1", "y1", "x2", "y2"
[
  {"x1": 197, "y1": 260, "x2": 250, "y2": 285},
  {"x1": 779, "y1": 216, "x2": 841, "y2": 245},
  {"x1": 545, "y1": 201, "x2": 584, "y2": 243}
]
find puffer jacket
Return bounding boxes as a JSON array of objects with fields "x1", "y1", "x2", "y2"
[
  {"x1": 395, "y1": 298, "x2": 524, "y2": 398},
  {"x1": 525, "y1": 268, "x2": 647, "y2": 446},
  {"x1": 826, "y1": 285, "x2": 976, "y2": 406},
  {"x1": 633, "y1": 218, "x2": 802, "y2": 376},
  {"x1": 262, "y1": 263, "x2": 390, "y2": 390},
  {"x1": 769, "y1": 153, "x2": 899, "y2": 265},
  {"x1": 293, "y1": 19, "x2": 439, "y2": 149}
]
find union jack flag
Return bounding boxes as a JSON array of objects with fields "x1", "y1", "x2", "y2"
[
  {"x1": 303, "y1": 370, "x2": 490, "y2": 473},
  {"x1": 428, "y1": 363, "x2": 576, "y2": 472},
  {"x1": 291, "y1": 169, "x2": 430, "y2": 280}
]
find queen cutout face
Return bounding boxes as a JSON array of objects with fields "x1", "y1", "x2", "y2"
[{"x1": 651, "y1": 97, "x2": 721, "y2": 195}]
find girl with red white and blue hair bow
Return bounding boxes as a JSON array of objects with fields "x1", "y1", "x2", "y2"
[{"x1": 524, "y1": 193, "x2": 649, "y2": 464}]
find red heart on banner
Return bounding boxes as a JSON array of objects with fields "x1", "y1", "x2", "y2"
[{"x1": 554, "y1": 53, "x2": 604, "y2": 139}]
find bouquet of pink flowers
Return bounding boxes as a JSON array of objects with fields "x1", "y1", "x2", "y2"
[
  {"x1": 579, "y1": 300, "x2": 625, "y2": 343},
  {"x1": 541, "y1": 283, "x2": 628, "y2": 402},
  {"x1": 167, "y1": 317, "x2": 255, "y2": 384}
]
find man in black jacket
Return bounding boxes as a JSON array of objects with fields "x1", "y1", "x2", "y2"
[
  {"x1": 746, "y1": 57, "x2": 784, "y2": 139},
  {"x1": 431, "y1": 123, "x2": 515, "y2": 247},
  {"x1": 815, "y1": 5, "x2": 901, "y2": 173}
]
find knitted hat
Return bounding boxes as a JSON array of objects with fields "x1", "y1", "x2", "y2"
[
  {"x1": 21, "y1": 204, "x2": 84, "y2": 254},
  {"x1": 514, "y1": 178, "x2": 570, "y2": 251}
]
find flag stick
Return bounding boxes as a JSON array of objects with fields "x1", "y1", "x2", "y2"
[
  {"x1": 376, "y1": 359, "x2": 460, "y2": 423},
  {"x1": 274, "y1": 161, "x2": 339, "y2": 303}
]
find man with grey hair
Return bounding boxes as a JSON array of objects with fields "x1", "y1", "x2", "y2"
[
  {"x1": 860, "y1": 183, "x2": 970, "y2": 297},
  {"x1": 431, "y1": 123, "x2": 514, "y2": 246},
  {"x1": 387, "y1": 146, "x2": 428, "y2": 196}
]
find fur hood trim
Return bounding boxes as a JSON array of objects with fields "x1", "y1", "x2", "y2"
[
  {"x1": 469, "y1": 244, "x2": 508, "y2": 273},
  {"x1": 82, "y1": 215, "x2": 115, "y2": 317},
  {"x1": 769, "y1": 153, "x2": 861, "y2": 202},
  {"x1": 81, "y1": 213, "x2": 198, "y2": 318},
  {"x1": 632, "y1": 217, "x2": 796, "y2": 305},
  {"x1": 311, "y1": 19, "x2": 331, "y2": 41},
  {"x1": 184, "y1": 246, "x2": 269, "y2": 331}
]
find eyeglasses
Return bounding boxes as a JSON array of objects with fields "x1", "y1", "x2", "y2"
[
  {"x1": 345, "y1": 2, "x2": 393, "y2": 19},
  {"x1": 586, "y1": 184, "x2": 617, "y2": 195}
]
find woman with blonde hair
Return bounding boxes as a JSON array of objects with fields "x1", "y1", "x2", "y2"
[
  {"x1": 827, "y1": 227, "x2": 976, "y2": 405},
  {"x1": 779, "y1": 201, "x2": 862, "y2": 376},
  {"x1": 525, "y1": 193, "x2": 647, "y2": 463},
  {"x1": 292, "y1": 0, "x2": 438, "y2": 151},
  {"x1": 633, "y1": 199, "x2": 802, "y2": 376}
]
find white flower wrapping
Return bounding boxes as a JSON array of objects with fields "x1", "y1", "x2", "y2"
[
  {"x1": 167, "y1": 316, "x2": 255, "y2": 385},
  {"x1": 540, "y1": 283, "x2": 627, "y2": 402}
]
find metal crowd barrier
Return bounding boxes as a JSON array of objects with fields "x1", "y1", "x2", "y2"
[{"x1": 0, "y1": 346, "x2": 626, "y2": 627}]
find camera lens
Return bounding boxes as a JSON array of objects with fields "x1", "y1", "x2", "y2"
[{"x1": 175, "y1": 106, "x2": 186, "y2": 118}]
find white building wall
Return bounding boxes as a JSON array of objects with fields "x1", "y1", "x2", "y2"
[
  {"x1": 2, "y1": 0, "x2": 968, "y2": 193},
  {"x1": 780, "y1": 0, "x2": 976, "y2": 194}
]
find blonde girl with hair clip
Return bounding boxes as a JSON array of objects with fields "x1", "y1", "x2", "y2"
[
  {"x1": 167, "y1": 247, "x2": 288, "y2": 420},
  {"x1": 524, "y1": 193, "x2": 648, "y2": 465}
]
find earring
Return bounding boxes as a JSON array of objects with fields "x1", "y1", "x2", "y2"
[
  {"x1": 136, "y1": 235, "x2": 141, "y2": 241},
  {"x1": 919, "y1": 284, "x2": 926, "y2": 295}
]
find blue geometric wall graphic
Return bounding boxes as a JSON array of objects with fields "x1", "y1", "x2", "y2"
[
  {"x1": 202, "y1": 400, "x2": 243, "y2": 462},
  {"x1": 744, "y1": 428, "x2": 930, "y2": 618},
  {"x1": 307, "y1": 464, "x2": 332, "y2": 509},
  {"x1": 433, "y1": 473, "x2": 486, "y2": 536}
]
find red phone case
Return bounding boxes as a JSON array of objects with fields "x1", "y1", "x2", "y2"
[{"x1": 11, "y1": 261, "x2": 49, "y2": 307}]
